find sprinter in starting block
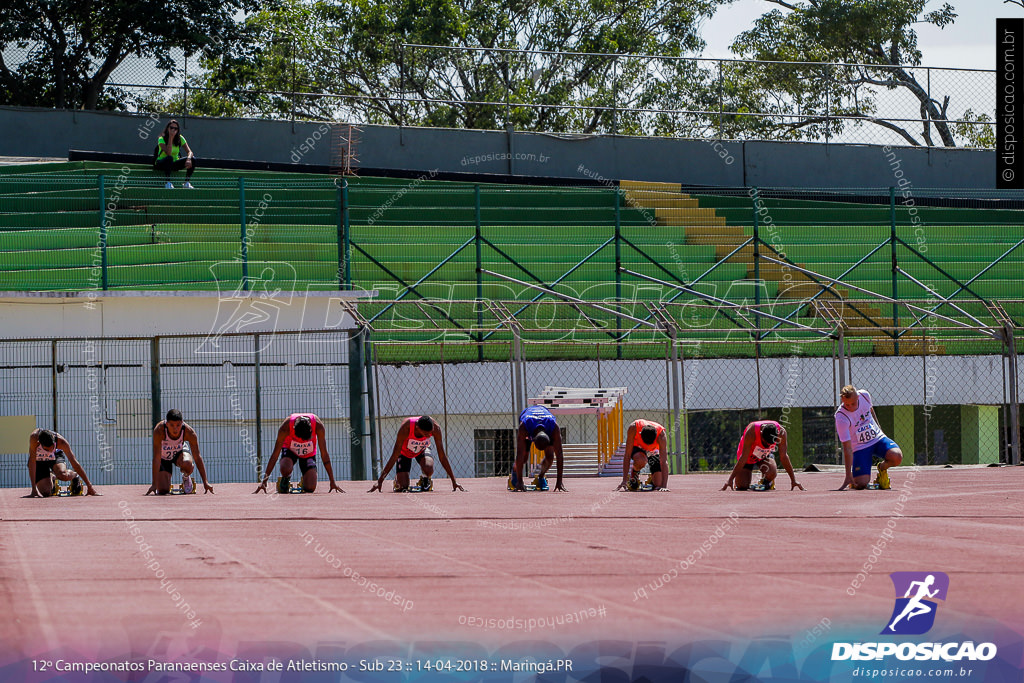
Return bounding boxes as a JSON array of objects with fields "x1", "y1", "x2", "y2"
[
  {"x1": 369, "y1": 416, "x2": 464, "y2": 493},
  {"x1": 616, "y1": 419, "x2": 669, "y2": 491},
  {"x1": 722, "y1": 420, "x2": 803, "y2": 491}
]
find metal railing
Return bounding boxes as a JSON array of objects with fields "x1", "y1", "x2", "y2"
[{"x1": 1, "y1": 42, "x2": 995, "y2": 147}]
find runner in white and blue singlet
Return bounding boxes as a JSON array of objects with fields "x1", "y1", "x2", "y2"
[{"x1": 835, "y1": 385, "x2": 903, "y2": 490}]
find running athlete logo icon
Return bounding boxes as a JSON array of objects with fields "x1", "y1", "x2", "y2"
[
  {"x1": 881, "y1": 572, "x2": 949, "y2": 635},
  {"x1": 198, "y1": 262, "x2": 296, "y2": 354}
]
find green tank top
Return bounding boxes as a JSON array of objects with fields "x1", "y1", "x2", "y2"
[{"x1": 156, "y1": 135, "x2": 187, "y2": 161}]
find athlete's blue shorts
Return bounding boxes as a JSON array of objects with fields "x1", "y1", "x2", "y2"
[{"x1": 852, "y1": 437, "x2": 899, "y2": 477}]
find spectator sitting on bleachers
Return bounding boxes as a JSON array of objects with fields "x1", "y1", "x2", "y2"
[{"x1": 153, "y1": 119, "x2": 195, "y2": 188}]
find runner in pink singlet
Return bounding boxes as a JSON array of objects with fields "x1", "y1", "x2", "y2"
[
  {"x1": 370, "y1": 416, "x2": 464, "y2": 492},
  {"x1": 722, "y1": 420, "x2": 803, "y2": 491},
  {"x1": 254, "y1": 413, "x2": 344, "y2": 494}
]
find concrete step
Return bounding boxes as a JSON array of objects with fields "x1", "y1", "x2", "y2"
[{"x1": 620, "y1": 180, "x2": 682, "y2": 192}]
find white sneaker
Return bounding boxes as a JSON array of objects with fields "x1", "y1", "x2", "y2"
[
  {"x1": 182, "y1": 474, "x2": 194, "y2": 494},
  {"x1": 164, "y1": 181, "x2": 174, "y2": 189},
  {"x1": 183, "y1": 181, "x2": 194, "y2": 189}
]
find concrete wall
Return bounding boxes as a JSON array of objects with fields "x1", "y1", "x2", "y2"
[
  {"x1": 0, "y1": 291, "x2": 369, "y2": 339},
  {"x1": 0, "y1": 106, "x2": 995, "y2": 188}
]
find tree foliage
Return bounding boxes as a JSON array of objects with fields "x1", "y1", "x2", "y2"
[
  {"x1": 0, "y1": 0, "x2": 259, "y2": 110},
  {"x1": 726, "y1": 0, "x2": 975, "y2": 146},
  {"x1": 187, "y1": 0, "x2": 727, "y2": 133}
]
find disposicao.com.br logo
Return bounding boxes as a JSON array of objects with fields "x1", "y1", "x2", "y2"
[{"x1": 832, "y1": 572, "x2": 997, "y2": 663}]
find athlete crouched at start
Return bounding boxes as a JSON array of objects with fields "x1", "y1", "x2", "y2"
[
  {"x1": 254, "y1": 413, "x2": 344, "y2": 494},
  {"x1": 28, "y1": 429, "x2": 98, "y2": 497},
  {"x1": 616, "y1": 419, "x2": 670, "y2": 491},
  {"x1": 722, "y1": 420, "x2": 803, "y2": 491}
]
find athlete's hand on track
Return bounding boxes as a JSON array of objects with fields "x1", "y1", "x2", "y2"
[
  {"x1": 655, "y1": 487, "x2": 671, "y2": 492},
  {"x1": 837, "y1": 475, "x2": 853, "y2": 491},
  {"x1": 85, "y1": 486, "x2": 100, "y2": 496},
  {"x1": 615, "y1": 481, "x2": 628, "y2": 491},
  {"x1": 791, "y1": 481, "x2": 805, "y2": 490},
  {"x1": 28, "y1": 488, "x2": 40, "y2": 498},
  {"x1": 721, "y1": 481, "x2": 734, "y2": 491},
  {"x1": 145, "y1": 484, "x2": 156, "y2": 495},
  {"x1": 368, "y1": 481, "x2": 384, "y2": 492},
  {"x1": 203, "y1": 483, "x2": 215, "y2": 494},
  {"x1": 554, "y1": 481, "x2": 568, "y2": 492},
  {"x1": 451, "y1": 482, "x2": 465, "y2": 492},
  {"x1": 329, "y1": 482, "x2": 345, "y2": 493},
  {"x1": 254, "y1": 480, "x2": 269, "y2": 494}
]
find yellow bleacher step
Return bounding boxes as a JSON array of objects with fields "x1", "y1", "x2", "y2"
[
  {"x1": 619, "y1": 180, "x2": 682, "y2": 192},
  {"x1": 625, "y1": 195, "x2": 700, "y2": 209},
  {"x1": 653, "y1": 207, "x2": 722, "y2": 220},
  {"x1": 873, "y1": 340, "x2": 946, "y2": 356}
]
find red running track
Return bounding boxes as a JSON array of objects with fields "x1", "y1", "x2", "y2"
[{"x1": 1, "y1": 467, "x2": 1022, "y2": 666}]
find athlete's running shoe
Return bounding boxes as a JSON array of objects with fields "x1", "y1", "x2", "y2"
[
  {"x1": 759, "y1": 478, "x2": 775, "y2": 491},
  {"x1": 70, "y1": 476, "x2": 83, "y2": 496},
  {"x1": 532, "y1": 476, "x2": 549, "y2": 491},
  {"x1": 875, "y1": 468, "x2": 891, "y2": 490},
  {"x1": 417, "y1": 476, "x2": 432, "y2": 492},
  {"x1": 164, "y1": 181, "x2": 174, "y2": 189},
  {"x1": 393, "y1": 480, "x2": 409, "y2": 493},
  {"x1": 183, "y1": 181, "x2": 194, "y2": 189},
  {"x1": 507, "y1": 472, "x2": 519, "y2": 491},
  {"x1": 627, "y1": 476, "x2": 640, "y2": 491},
  {"x1": 277, "y1": 475, "x2": 290, "y2": 494},
  {"x1": 182, "y1": 474, "x2": 195, "y2": 494}
]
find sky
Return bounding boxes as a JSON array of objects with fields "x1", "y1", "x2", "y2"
[{"x1": 701, "y1": 0, "x2": 1014, "y2": 71}]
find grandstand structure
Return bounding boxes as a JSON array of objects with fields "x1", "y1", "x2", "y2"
[{"x1": 0, "y1": 160, "x2": 1021, "y2": 485}]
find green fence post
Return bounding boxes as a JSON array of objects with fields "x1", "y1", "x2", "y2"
[
  {"x1": 348, "y1": 328, "x2": 366, "y2": 480},
  {"x1": 98, "y1": 174, "x2": 108, "y2": 290},
  {"x1": 239, "y1": 177, "x2": 248, "y2": 291},
  {"x1": 615, "y1": 186, "x2": 622, "y2": 359},
  {"x1": 364, "y1": 333, "x2": 377, "y2": 470},
  {"x1": 890, "y1": 186, "x2": 899, "y2": 355},
  {"x1": 342, "y1": 180, "x2": 351, "y2": 289},
  {"x1": 752, "y1": 187, "x2": 760, "y2": 334},
  {"x1": 475, "y1": 185, "x2": 484, "y2": 361},
  {"x1": 254, "y1": 333, "x2": 263, "y2": 478},
  {"x1": 150, "y1": 337, "x2": 161, "y2": 427},
  {"x1": 337, "y1": 181, "x2": 345, "y2": 289}
]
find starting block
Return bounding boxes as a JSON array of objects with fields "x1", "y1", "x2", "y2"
[
  {"x1": 53, "y1": 480, "x2": 84, "y2": 497},
  {"x1": 749, "y1": 481, "x2": 775, "y2": 492},
  {"x1": 170, "y1": 481, "x2": 197, "y2": 495},
  {"x1": 507, "y1": 475, "x2": 548, "y2": 491},
  {"x1": 395, "y1": 479, "x2": 433, "y2": 493},
  {"x1": 277, "y1": 478, "x2": 309, "y2": 494}
]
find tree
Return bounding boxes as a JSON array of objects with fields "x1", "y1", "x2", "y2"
[
  {"x1": 192, "y1": 0, "x2": 729, "y2": 133},
  {"x1": 727, "y1": 0, "x2": 975, "y2": 147},
  {"x1": 0, "y1": 0, "x2": 258, "y2": 110}
]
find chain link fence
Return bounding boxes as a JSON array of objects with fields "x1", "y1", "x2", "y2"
[
  {"x1": 1, "y1": 42, "x2": 994, "y2": 147},
  {"x1": 2, "y1": 308, "x2": 1019, "y2": 488},
  {"x1": 0, "y1": 331, "x2": 355, "y2": 488},
  {"x1": 362, "y1": 299, "x2": 1021, "y2": 479}
]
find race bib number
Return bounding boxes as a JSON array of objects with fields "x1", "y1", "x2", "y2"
[
  {"x1": 406, "y1": 438, "x2": 429, "y2": 455},
  {"x1": 856, "y1": 424, "x2": 880, "y2": 444},
  {"x1": 290, "y1": 440, "x2": 316, "y2": 457}
]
